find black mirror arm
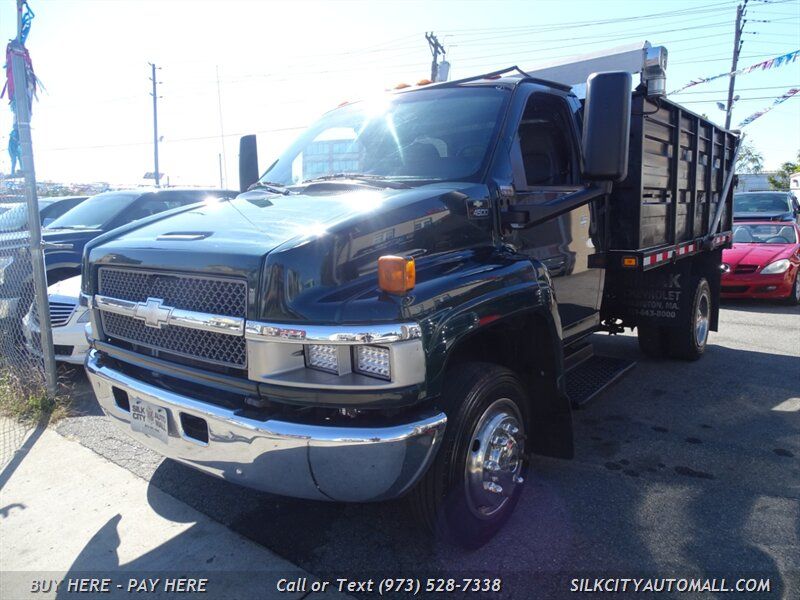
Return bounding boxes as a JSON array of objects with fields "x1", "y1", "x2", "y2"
[{"x1": 501, "y1": 183, "x2": 610, "y2": 228}]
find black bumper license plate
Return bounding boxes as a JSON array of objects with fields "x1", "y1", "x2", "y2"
[{"x1": 130, "y1": 397, "x2": 169, "y2": 444}]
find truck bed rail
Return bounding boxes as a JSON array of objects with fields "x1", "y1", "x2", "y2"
[{"x1": 605, "y1": 93, "x2": 738, "y2": 263}]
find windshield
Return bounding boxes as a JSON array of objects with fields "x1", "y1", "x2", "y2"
[
  {"x1": 734, "y1": 193, "x2": 791, "y2": 213},
  {"x1": 47, "y1": 191, "x2": 140, "y2": 230},
  {"x1": 259, "y1": 87, "x2": 510, "y2": 186},
  {"x1": 733, "y1": 223, "x2": 798, "y2": 244}
]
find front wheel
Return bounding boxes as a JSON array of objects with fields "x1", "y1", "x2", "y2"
[{"x1": 409, "y1": 363, "x2": 529, "y2": 549}]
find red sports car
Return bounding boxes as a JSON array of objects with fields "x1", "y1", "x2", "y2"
[{"x1": 721, "y1": 221, "x2": 800, "y2": 304}]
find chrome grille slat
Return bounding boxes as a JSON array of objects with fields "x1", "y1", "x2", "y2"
[
  {"x1": 31, "y1": 300, "x2": 77, "y2": 327},
  {"x1": 97, "y1": 268, "x2": 248, "y2": 369}
]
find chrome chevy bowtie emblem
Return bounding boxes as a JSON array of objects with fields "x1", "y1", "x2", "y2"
[{"x1": 134, "y1": 297, "x2": 172, "y2": 329}]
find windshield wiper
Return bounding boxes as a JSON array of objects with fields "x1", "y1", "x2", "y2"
[
  {"x1": 303, "y1": 173, "x2": 388, "y2": 183},
  {"x1": 47, "y1": 225, "x2": 94, "y2": 230},
  {"x1": 247, "y1": 181, "x2": 291, "y2": 195},
  {"x1": 302, "y1": 173, "x2": 410, "y2": 189}
]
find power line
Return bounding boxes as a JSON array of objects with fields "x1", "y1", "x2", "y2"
[
  {"x1": 146, "y1": 3, "x2": 755, "y2": 89},
  {"x1": 674, "y1": 51, "x2": 794, "y2": 63},
  {"x1": 36, "y1": 125, "x2": 309, "y2": 153},
  {"x1": 442, "y1": 1, "x2": 739, "y2": 35},
  {"x1": 672, "y1": 84, "x2": 800, "y2": 94},
  {"x1": 679, "y1": 94, "x2": 799, "y2": 103},
  {"x1": 448, "y1": 17, "x2": 734, "y2": 51},
  {"x1": 448, "y1": 12, "x2": 736, "y2": 45}
]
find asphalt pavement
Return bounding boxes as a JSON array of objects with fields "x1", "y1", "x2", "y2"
[
  {"x1": 54, "y1": 301, "x2": 799, "y2": 598},
  {"x1": 0, "y1": 420, "x2": 324, "y2": 600}
]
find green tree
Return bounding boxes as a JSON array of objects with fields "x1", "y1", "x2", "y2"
[
  {"x1": 735, "y1": 140, "x2": 764, "y2": 174},
  {"x1": 768, "y1": 149, "x2": 800, "y2": 190}
]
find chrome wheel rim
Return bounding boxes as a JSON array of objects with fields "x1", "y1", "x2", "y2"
[
  {"x1": 695, "y1": 290, "x2": 710, "y2": 347},
  {"x1": 464, "y1": 398, "x2": 526, "y2": 520},
  {"x1": 794, "y1": 275, "x2": 800, "y2": 302}
]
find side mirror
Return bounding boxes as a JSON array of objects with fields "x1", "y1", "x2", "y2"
[
  {"x1": 239, "y1": 134, "x2": 259, "y2": 193},
  {"x1": 582, "y1": 71, "x2": 632, "y2": 182}
]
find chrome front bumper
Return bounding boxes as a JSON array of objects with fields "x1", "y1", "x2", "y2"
[{"x1": 85, "y1": 350, "x2": 446, "y2": 502}]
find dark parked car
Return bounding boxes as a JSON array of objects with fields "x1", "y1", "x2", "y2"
[
  {"x1": 733, "y1": 191, "x2": 800, "y2": 223},
  {"x1": 0, "y1": 188, "x2": 236, "y2": 324},
  {"x1": 0, "y1": 196, "x2": 88, "y2": 232}
]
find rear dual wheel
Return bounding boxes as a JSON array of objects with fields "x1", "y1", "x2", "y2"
[
  {"x1": 637, "y1": 277, "x2": 711, "y2": 361},
  {"x1": 410, "y1": 363, "x2": 529, "y2": 549}
]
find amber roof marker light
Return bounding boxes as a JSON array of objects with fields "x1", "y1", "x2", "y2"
[{"x1": 378, "y1": 256, "x2": 416, "y2": 295}]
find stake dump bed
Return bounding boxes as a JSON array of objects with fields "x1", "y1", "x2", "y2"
[{"x1": 605, "y1": 93, "x2": 737, "y2": 269}]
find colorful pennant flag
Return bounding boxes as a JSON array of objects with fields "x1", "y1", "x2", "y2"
[
  {"x1": 1, "y1": 1, "x2": 39, "y2": 176},
  {"x1": 738, "y1": 88, "x2": 799, "y2": 127},
  {"x1": 669, "y1": 49, "x2": 799, "y2": 95}
]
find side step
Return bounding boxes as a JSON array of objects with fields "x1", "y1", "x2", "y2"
[{"x1": 566, "y1": 354, "x2": 636, "y2": 408}]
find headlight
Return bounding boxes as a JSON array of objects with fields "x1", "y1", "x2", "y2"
[
  {"x1": 304, "y1": 343, "x2": 392, "y2": 380},
  {"x1": 761, "y1": 259, "x2": 791, "y2": 274},
  {"x1": 0, "y1": 256, "x2": 13, "y2": 285},
  {"x1": 76, "y1": 308, "x2": 91, "y2": 323},
  {"x1": 354, "y1": 345, "x2": 391, "y2": 380},
  {"x1": 720, "y1": 263, "x2": 731, "y2": 273},
  {"x1": 305, "y1": 344, "x2": 351, "y2": 376}
]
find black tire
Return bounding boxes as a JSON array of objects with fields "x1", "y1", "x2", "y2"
[
  {"x1": 785, "y1": 271, "x2": 800, "y2": 306},
  {"x1": 637, "y1": 324, "x2": 669, "y2": 358},
  {"x1": 409, "y1": 362, "x2": 529, "y2": 549},
  {"x1": 667, "y1": 277, "x2": 711, "y2": 361}
]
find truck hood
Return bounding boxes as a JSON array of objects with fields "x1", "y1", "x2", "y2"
[{"x1": 86, "y1": 182, "x2": 491, "y2": 321}]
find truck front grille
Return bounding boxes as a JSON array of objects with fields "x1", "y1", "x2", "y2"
[
  {"x1": 97, "y1": 268, "x2": 248, "y2": 369},
  {"x1": 98, "y1": 267, "x2": 246, "y2": 317}
]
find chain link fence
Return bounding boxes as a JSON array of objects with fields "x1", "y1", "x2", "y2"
[{"x1": 0, "y1": 190, "x2": 48, "y2": 470}]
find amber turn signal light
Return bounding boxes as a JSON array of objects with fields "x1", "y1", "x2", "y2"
[{"x1": 378, "y1": 256, "x2": 415, "y2": 295}]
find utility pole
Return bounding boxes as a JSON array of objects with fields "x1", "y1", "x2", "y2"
[
  {"x1": 426, "y1": 32, "x2": 446, "y2": 82},
  {"x1": 11, "y1": 0, "x2": 57, "y2": 396},
  {"x1": 216, "y1": 65, "x2": 227, "y2": 189},
  {"x1": 149, "y1": 62, "x2": 161, "y2": 187},
  {"x1": 725, "y1": 0, "x2": 748, "y2": 129}
]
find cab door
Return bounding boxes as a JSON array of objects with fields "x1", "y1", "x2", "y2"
[{"x1": 500, "y1": 91, "x2": 602, "y2": 341}]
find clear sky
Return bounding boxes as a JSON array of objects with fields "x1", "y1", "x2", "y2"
[{"x1": 0, "y1": 0, "x2": 798, "y2": 187}]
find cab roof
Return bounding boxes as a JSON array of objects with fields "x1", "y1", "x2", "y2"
[{"x1": 392, "y1": 66, "x2": 573, "y2": 95}]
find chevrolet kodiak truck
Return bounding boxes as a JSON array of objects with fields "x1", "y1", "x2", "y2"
[{"x1": 80, "y1": 43, "x2": 737, "y2": 547}]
